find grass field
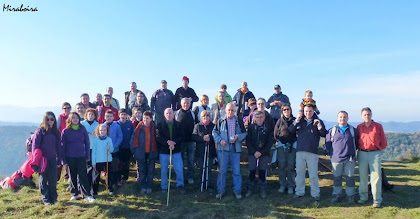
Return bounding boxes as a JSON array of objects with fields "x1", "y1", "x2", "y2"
[{"x1": 1, "y1": 152, "x2": 419, "y2": 219}]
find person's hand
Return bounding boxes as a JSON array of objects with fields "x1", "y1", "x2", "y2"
[
  {"x1": 229, "y1": 135, "x2": 238, "y2": 144},
  {"x1": 167, "y1": 140, "x2": 176, "y2": 150},
  {"x1": 188, "y1": 97, "x2": 193, "y2": 102},
  {"x1": 314, "y1": 119, "x2": 322, "y2": 129},
  {"x1": 220, "y1": 140, "x2": 227, "y2": 146},
  {"x1": 169, "y1": 145, "x2": 175, "y2": 150},
  {"x1": 203, "y1": 135, "x2": 210, "y2": 142},
  {"x1": 270, "y1": 102, "x2": 276, "y2": 106},
  {"x1": 276, "y1": 100, "x2": 282, "y2": 106},
  {"x1": 57, "y1": 164, "x2": 62, "y2": 168},
  {"x1": 254, "y1": 151, "x2": 262, "y2": 158},
  {"x1": 296, "y1": 112, "x2": 303, "y2": 123}
]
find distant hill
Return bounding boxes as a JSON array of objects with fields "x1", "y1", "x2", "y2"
[{"x1": 323, "y1": 121, "x2": 420, "y2": 133}]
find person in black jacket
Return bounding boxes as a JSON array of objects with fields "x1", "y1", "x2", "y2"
[
  {"x1": 156, "y1": 108, "x2": 186, "y2": 194},
  {"x1": 173, "y1": 76, "x2": 199, "y2": 110},
  {"x1": 245, "y1": 111, "x2": 274, "y2": 198},
  {"x1": 192, "y1": 110, "x2": 216, "y2": 192},
  {"x1": 273, "y1": 103, "x2": 297, "y2": 194}
]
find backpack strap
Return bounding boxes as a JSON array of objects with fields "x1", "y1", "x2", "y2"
[{"x1": 331, "y1": 125, "x2": 337, "y2": 142}]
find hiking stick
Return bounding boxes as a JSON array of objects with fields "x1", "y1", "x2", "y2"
[
  {"x1": 200, "y1": 143, "x2": 208, "y2": 192},
  {"x1": 106, "y1": 143, "x2": 109, "y2": 192},
  {"x1": 166, "y1": 148, "x2": 173, "y2": 206},
  {"x1": 205, "y1": 143, "x2": 209, "y2": 190},
  {"x1": 219, "y1": 145, "x2": 224, "y2": 200}
]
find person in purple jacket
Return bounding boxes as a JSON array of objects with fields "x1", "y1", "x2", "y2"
[
  {"x1": 61, "y1": 112, "x2": 95, "y2": 202},
  {"x1": 32, "y1": 111, "x2": 62, "y2": 205}
]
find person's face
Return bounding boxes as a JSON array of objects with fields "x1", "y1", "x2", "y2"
[
  {"x1": 241, "y1": 82, "x2": 247, "y2": 89},
  {"x1": 338, "y1": 112, "x2": 348, "y2": 126},
  {"x1": 221, "y1": 86, "x2": 227, "y2": 92},
  {"x1": 107, "y1": 87, "x2": 113, "y2": 96},
  {"x1": 257, "y1": 100, "x2": 265, "y2": 111},
  {"x1": 87, "y1": 112, "x2": 95, "y2": 121},
  {"x1": 226, "y1": 104, "x2": 235, "y2": 119},
  {"x1": 120, "y1": 113, "x2": 128, "y2": 122},
  {"x1": 161, "y1": 82, "x2": 167, "y2": 89},
  {"x1": 164, "y1": 109, "x2": 174, "y2": 121},
  {"x1": 76, "y1": 105, "x2": 85, "y2": 114},
  {"x1": 254, "y1": 114, "x2": 265, "y2": 126},
  {"x1": 71, "y1": 115, "x2": 79, "y2": 125},
  {"x1": 46, "y1": 115, "x2": 55, "y2": 127},
  {"x1": 130, "y1": 83, "x2": 137, "y2": 90},
  {"x1": 181, "y1": 99, "x2": 190, "y2": 110},
  {"x1": 143, "y1": 115, "x2": 152, "y2": 126},
  {"x1": 134, "y1": 111, "x2": 142, "y2": 119},
  {"x1": 136, "y1": 93, "x2": 145, "y2": 103},
  {"x1": 63, "y1": 105, "x2": 71, "y2": 115},
  {"x1": 274, "y1": 88, "x2": 280, "y2": 94},
  {"x1": 182, "y1": 80, "x2": 189, "y2": 88},
  {"x1": 81, "y1": 95, "x2": 89, "y2": 104},
  {"x1": 305, "y1": 92, "x2": 313, "y2": 100},
  {"x1": 202, "y1": 97, "x2": 209, "y2": 106},
  {"x1": 249, "y1": 102, "x2": 257, "y2": 110},
  {"x1": 96, "y1": 94, "x2": 102, "y2": 102},
  {"x1": 103, "y1": 96, "x2": 111, "y2": 106},
  {"x1": 105, "y1": 113, "x2": 114, "y2": 123},
  {"x1": 361, "y1": 110, "x2": 372, "y2": 123},
  {"x1": 282, "y1": 106, "x2": 291, "y2": 117},
  {"x1": 304, "y1": 106, "x2": 314, "y2": 119},
  {"x1": 218, "y1": 93, "x2": 225, "y2": 103},
  {"x1": 201, "y1": 113, "x2": 210, "y2": 124},
  {"x1": 99, "y1": 126, "x2": 107, "y2": 136}
]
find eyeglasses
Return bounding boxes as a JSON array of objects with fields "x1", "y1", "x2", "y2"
[
  {"x1": 63, "y1": 107, "x2": 71, "y2": 110},
  {"x1": 46, "y1": 118, "x2": 55, "y2": 121},
  {"x1": 257, "y1": 103, "x2": 264, "y2": 105},
  {"x1": 283, "y1": 108, "x2": 291, "y2": 111},
  {"x1": 250, "y1": 103, "x2": 256, "y2": 106},
  {"x1": 203, "y1": 115, "x2": 210, "y2": 117}
]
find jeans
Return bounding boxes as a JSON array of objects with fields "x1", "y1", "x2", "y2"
[
  {"x1": 137, "y1": 153, "x2": 157, "y2": 190},
  {"x1": 66, "y1": 157, "x2": 92, "y2": 197},
  {"x1": 358, "y1": 150, "x2": 382, "y2": 204},
  {"x1": 277, "y1": 147, "x2": 296, "y2": 188},
  {"x1": 181, "y1": 142, "x2": 196, "y2": 181},
  {"x1": 217, "y1": 145, "x2": 242, "y2": 194},
  {"x1": 295, "y1": 151, "x2": 319, "y2": 197},
  {"x1": 160, "y1": 152, "x2": 184, "y2": 189},
  {"x1": 39, "y1": 158, "x2": 58, "y2": 203},
  {"x1": 332, "y1": 159, "x2": 356, "y2": 196}
]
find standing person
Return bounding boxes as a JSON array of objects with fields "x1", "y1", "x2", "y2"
[
  {"x1": 242, "y1": 98, "x2": 257, "y2": 125},
  {"x1": 214, "y1": 84, "x2": 232, "y2": 104},
  {"x1": 33, "y1": 112, "x2": 61, "y2": 205},
  {"x1": 91, "y1": 124, "x2": 114, "y2": 195},
  {"x1": 151, "y1": 80, "x2": 174, "y2": 125},
  {"x1": 173, "y1": 76, "x2": 199, "y2": 111},
  {"x1": 61, "y1": 112, "x2": 95, "y2": 202},
  {"x1": 94, "y1": 93, "x2": 103, "y2": 107},
  {"x1": 157, "y1": 108, "x2": 186, "y2": 194},
  {"x1": 266, "y1": 85, "x2": 290, "y2": 124},
  {"x1": 232, "y1": 81, "x2": 255, "y2": 121},
  {"x1": 274, "y1": 104, "x2": 297, "y2": 195},
  {"x1": 116, "y1": 109, "x2": 134, "y2": 185},
  {"x1": 129, "y1": 92, "x2": 150, "y2": 117},
  {"x1": 97, "y1": 94, "x2": 120, "y2": 124},
  {"x1": 193, "y1": 94, "x2": 211, "y2": 123},
  {"x1": 106, "y1": 87, "x2": 120, "y2": 110},
  {"x1": 57, "y1": 102, "x2": 71, "y2": 182},
  {"x1": 131, "y1": 107, "x2": 142, "y2": 128},
  {"x1": 104, "y1": 109, "x2": 123, "y2": 194},
  {"x1": 131, "y1": 111, "x2": 158, "y2": 195},
  {"x1": 245, "y1": 111, "x2": 274, "y2": 198},
  {"x1": 80, "y1": 108, "x2": 99, "y2": 195},
  {"x1": 192, "y1": 110, "x2": 216, "y2": 192},
  {"x1": 212, "y1": 103, "x2": 247, "y2": 199},
  {"x1": 175, "y1": 98, "x2": 198, "y2": 184},
  {"x1": 289, "y1": 105, "x2": 327, "y2": 201},
  {"x1": 79, "y1": 93, "x2": 96, "y2": 109},
  {"x1": 325, "y1": 111, "x2": 359, "y2": 204},
  {"x1": 357, "y1": 107, "x2": 387, "y2": 208},
  {"x1": 124, "y1": 82, "x2": 148, "y2": 114},
  {"x1": 75, "y1": 103, "x2": 86, "y2": 122},
  {"x1": 211, "y1": 91, "x2": 227, "y2": 124}
]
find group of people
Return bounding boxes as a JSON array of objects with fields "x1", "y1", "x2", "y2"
[{"x1": 31, "y1": 76, "x2": 387, "y2": 209}]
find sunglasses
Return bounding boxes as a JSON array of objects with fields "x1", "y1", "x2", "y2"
[
  {"x1": 283, "y1": 108, "x2": 291, "y2": 111},
  {"x1": 203, "y1": 115, "x2": 210, "y2": 117},
  {"x1": 46, "y1": 118, "x2": 55, "y2": 121},
  {"x1": 63, "y1": 107, "x2": 71, "y2": 110},
  {"x1": 257, "y1": 103, "x2": 264, "y2": 105}
]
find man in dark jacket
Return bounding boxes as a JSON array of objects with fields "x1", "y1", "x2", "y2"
[
  {"x1": 289, "y1": 105, "x2": 327, "y2": 201},
  {"x1": 156, "y1": 108, "x2": 185, "y2": 194},
  {"x1": 245, "y1": 111, "x2": 274, "y2": 198},
  {"x1": 173, "y1": 76, "x2": 199, "y2": 110},
  {"x1": 266, "y1": 84, "x2": 290, "y2": 124},
  {"x1": 232, "y1": 81, "x2": 255, "y2": 121},
  {"x1": 124, "y1": 82, "x2": 148, "y2": 114},
  {"x1": 151, "y1": 80, "x2": 174, "y2": 125}
]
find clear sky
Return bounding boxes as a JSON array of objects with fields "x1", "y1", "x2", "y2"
[{"x1": 1, "y1": 0, "x2": 420, "y2": 123}]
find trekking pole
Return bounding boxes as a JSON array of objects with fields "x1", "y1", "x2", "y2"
[
  {"x1": 106, "y1": 143, "x2": 109, "y2": 192},
  {"x1": 166, "y1": 148, "x2": 173, "y2": 206},
  {"x1": 205, "y1": 143, "x2": 210, "y2": 190},
  {"x1": 200, "y1": 143, "x2": 208, "y2": 192},
  {"x1": 219, "y1": 145, "x2": 224, "y2": 200}
]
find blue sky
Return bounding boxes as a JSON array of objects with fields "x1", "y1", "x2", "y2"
[{"x1": 1, "y1": 1, "x2": 420, "y2": 123}]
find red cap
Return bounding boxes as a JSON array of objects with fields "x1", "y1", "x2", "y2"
[{"x1": 182, "y1": 76, "x2": 189, "y2": 81}]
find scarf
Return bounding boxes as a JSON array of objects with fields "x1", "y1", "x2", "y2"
[
  {"x1": 71, "y1": 124, "x2": 79, "y2": 130},
  {"x1": 132, "y1": 122, "x2": 157, "y2": 149},
  {"x1": 98, "y1": 135, "x2": 107, "y2": 140},
  {"x1": 241, "y1": 88, "x2": 248, "y2": 93}
]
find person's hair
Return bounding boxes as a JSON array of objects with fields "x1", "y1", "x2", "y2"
[
  {"x1": 305, "y1": 90, "x2": 313, "y2": 95},
  {"x1": 254, "y1": 110, "x2": 265, "y2": 117},
  {"x1": 220, "y1": 84, "x2": 227, "y2": 89},
  {"x1": 143, "y1": 110, "x2": 153, "y2": 119},
  {"x1": 132, "y1": 107, "x2": 141, "y2": 115},
  {"x1": 218, "y1": 91, "x2": 226, "y2": 97},
  {"x1": 338, "y1": 110, "x2": 348, "y2": 116},
  {"x1": 361, "y1": 107, "x2": 372, "y2": 114},
  {"x1": 181, "y1": 97, "x2": 191, "y2": 104},
  {"x1": 80, "y1": 93, "x2": 89, "y2": 98},
  {"x1": 281, "y1": 103, "x2": 292, "y2": 114},
  {"x1": 130, "y1": 82, "x2": 136, "y2": 86},
  {"x1": 103, "y1": 94, "x2": 111, "y2": 99},
  {"x1": 75, "y1": 103, "x2": 85, "y2": 110},
  {"x1": 62, "y1": 102, "x2": 71, "y2": 109},
  {"x1": 105, "y1": 109, "x2": 114, "y2": 116},
  {"x1": 84, "y1": 108, "x2": 97, "y2": 120},
  {"x1": 66, "y1": 112, "x2": 81, "y2": 129},
  {"x1": 247, "y1": 98, "x2": 256, "y2": 107},
  {"x1": 257, "y1": 98, "x2": 266, "y2": 105},
  {"x1": 119, "y1": 109, "x2": 127, "y2": 114},
  {"x1": 39, "y1": 111, "x2": 60, "y2": 137},
  {"x1": 95, "y1": 123, "x2": 110, "y2": 137},
  {"x1": 304, "y1": 105, "x2": 314, "y2": 110},
  {"x1": 199, "y1": 94, "x2": 209, "y2": 105},
  {"x1": 200, "y1": 110, "x2": 210, "y2": 118}
]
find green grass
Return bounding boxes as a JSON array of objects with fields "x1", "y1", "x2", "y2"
[{"x1": 1, "y1": 155, "x2": 419, "y2": 219}]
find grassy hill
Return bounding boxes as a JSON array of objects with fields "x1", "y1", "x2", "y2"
[{"x1": 1, "y1": 154, "x2": 419, "y2": 218}]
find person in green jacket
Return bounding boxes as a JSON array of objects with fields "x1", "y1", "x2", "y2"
[{"x1": 214, "y1": 84, "x2": 232, "y2": 104}]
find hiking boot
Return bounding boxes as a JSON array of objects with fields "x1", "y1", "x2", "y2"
[
  {"x1": 293, "y1": 194, "x2": 303, "y2": 199},
  {"x1": 260, "y1": 189, "x2": 267, "y2": 199},
  {"x1": 358, "y1": 199, "x2": 367, "y2": 204},
  {"x1": 84, "y1": 196, "x2": 95, "y2": 203},
  {"x1": 347, "y1": 195, "x2": 355, "y2": 204},
  {"x1": 278, "y1": 186, "x2": 286, "y2": 193},
  {"x1": 140, "y1": 188, "x2": 147, "y2": 195},
  {"x1": 245, "y1": 190, "x2": 253, "y2": 198},
  {"x1": 288, "y1": 187, "x2": 294, "y2": 194},
  {"x1": 43, "y1": 201, "x2": 51, "y2": 206},
  {"x1": 215, "y1": 192, "x2": 224, "y2": 199},
  {"x1": 146, "y1": 189, "x2": 152, "y2": 194},
  {"x1": 188, "y1": 179, "x2": 194, "y2": 184},
  {"x1": 372, "y1": 203, "x2": 381, "y2": 208},
  {"x1": 331, "y1": 195, "x2": 340, "y2": 203},
  {"x1": 313, "y1": 196, "x2": 320, "y2": 201},
  {"x1": 234, "y1": 192, "x2": 242, "y2": 200},
  {"x1": 178, "y1": 187, "x2": 186, "y2": 195},
  {"x1": 69, "y1": 196, "x2": 80, "y2": 201}
]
